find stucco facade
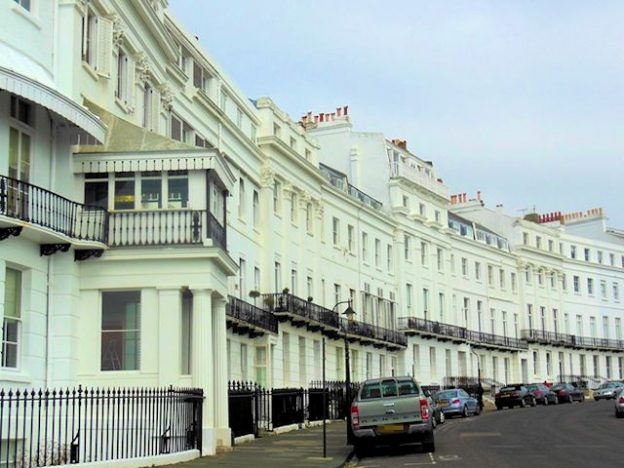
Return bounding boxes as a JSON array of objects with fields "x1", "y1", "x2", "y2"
[{"x1": 1, "y1": 0, "x2": 624, "y2": 464}]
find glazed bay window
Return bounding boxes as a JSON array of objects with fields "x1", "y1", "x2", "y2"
[
  {"x1": 2, "y1": 268, "x2": 21, "y2": 369},
  {"x1": 101, "y1": 291, "x2": 140, "y2": 371},
  {"x1": 141, "y1": 171, "x2": 161, "y2": 208},
  {"x1": 168, "y1": 171, "x2": 189, "y2": 208},
  {"x1": 114, "y1": 172, "x2": 135, "y2": 209},
  {"x1": 84, "y1": 173, "x2": 109, "y2": 208}
]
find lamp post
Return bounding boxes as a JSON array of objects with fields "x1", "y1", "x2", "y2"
[
  {"x1": 333, "y1": 300, "x2": 356, "y2": 444},
  {"x1": 470, "y1": 348, "x2": 483, "y2": 410}
]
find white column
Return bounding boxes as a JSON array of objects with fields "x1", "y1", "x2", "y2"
[
  {"x1": 158, "y1": 288, "x2": 180, "y2": 386},
  {"x1": 191, "y1": 289, "x2": 215, "y2": 455},
  {"x1": 212, "y1": 296, "x2": 230, "y2": 448}
]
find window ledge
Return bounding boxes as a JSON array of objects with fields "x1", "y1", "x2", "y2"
[
  {"x1": 12, "y1": 4, "x2": 41, "y2": 29},
  {"x1": 115, "y1": 97, "x2": 135, "y2": 114},
  {"x1": 82, "y1": 61, "x2": 100, "y2": 81}
]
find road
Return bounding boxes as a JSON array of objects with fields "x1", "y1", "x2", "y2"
[{"x1": 350, "y1": 399, "x2": 624, "y2": 468}]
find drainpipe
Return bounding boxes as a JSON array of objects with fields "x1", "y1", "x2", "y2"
[{"x1": 44, "y1": 110, "x2": 57, "y2": 388}]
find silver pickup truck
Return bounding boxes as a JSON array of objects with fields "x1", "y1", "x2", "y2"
[{"x1": 350, "y1": 376, "x2": 435, "y2": 454}]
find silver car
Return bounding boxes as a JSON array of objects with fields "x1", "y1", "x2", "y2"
[
  {"x1": 433, "y1": 389, "x2": 480, "y2": 418},
  {"x1": 614, "y1": 388, "x2": 624, "y2": 418},
  {"x1": 594, "y1": 381, "x2": 624, "y2": 401}
]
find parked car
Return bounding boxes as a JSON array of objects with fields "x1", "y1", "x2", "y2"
[
  {"x1": 614, "y1": 388, "x2": 624, "y2": 418},
  {"x1": 495, "y1": 384, "x2": 536, "y2": 409},
  {"x1": 526, "y1": 383, "x2": 558, "y2": 405},
  {"x1": 423, "y1": 390, "x2": 445, "y2": 427},
  {"x1": 350, "y1": 376, "x2": 435, "y2": 454},
  {"x1": 551, "y1": 383, "x2": 585, "y2": 403},
  {"x1": 593, "y1": 381, "x2": 624, "y2": 401},
  {"x1": 433, "y1": 389, "x2": 480, "y2": 418}
]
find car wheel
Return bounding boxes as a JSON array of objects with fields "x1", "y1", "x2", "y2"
[
  {"x1": 553, "y1": 396, "x2": 559, "y2": 405},
  {"x1": 439, "y1": 411, "x2": 445, "y2": 424},
  {"x1": 353, "y1": 442, "x2": 366, "y2": 458},
  {"x1": 616, "y1": 410, "x2": 624, "y2": 419},
  {"x1": 496, "y1": 404, "x2": 503, "y2": 410},
  {"x1": 531, "y1": 397, "x2": 537, "y2": 407},
  {"x1": 567, "y1": 395, "x2": 573, "y2": 403},
  {"x1": 431, "y1": 414, "x2": 437, "y2": 429},
  {"x1": 462, "y1": 405, "x2": 469, "y2": 417},
  {"x1": 580, "y1": 394, "x2": 585, "y2": 402},
  {"x1": 422, "y1": 431, "x2": 435, "y2": 453},
  {"x1": 474, "y1": 404, "x2": 481, "y2": 416},
  {"x1": 543, "y1": 397, "x2": 549, "y2": 406},
  {"x1": 520, "y1": 398, "x2": 527, "y2": 408}
]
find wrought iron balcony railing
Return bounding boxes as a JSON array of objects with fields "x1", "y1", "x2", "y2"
[
  {"x1": 0, "y1": 174, "x2": 108, "y2": 243},
  {"x1": 341, "y1": 318, "x2": 407, "y2": 347},
  {"x1": 466, "y1": 330, "x2": 528, "y2": 350},
  {"x1": 521, "y1": 329, "x2": 624, "y2": 351},
  {"x1": 108, "y1": 209, "x2": 226, "y2": 250},
  {"x1": 399, "y1": 316, "x2": 528, "y2": 350},
  {"x1": 398, "y1": 317, "x2": 467, "y2": 342},
  {"x1": 227, "y1": 296, "x2": 278, "y2": 334},
  {"x1": 262, "y1": 293, "x2": 341, "y2": 330}
]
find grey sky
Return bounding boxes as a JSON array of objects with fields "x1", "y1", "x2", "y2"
[{"x1": 170, "y1": 0, "x2": 624, "y2": 227}]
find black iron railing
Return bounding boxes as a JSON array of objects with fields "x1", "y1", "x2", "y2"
[
  {"x1": 262, "y1": 293, "x2": 341, "y2": 330},
  {"x1": 206, "y1": 211, "x2": 226, "y2": 250},
  {"x1": 399, "y1": 317, "x2": 528, "y2": 349},
  {"x1": 0, "y1": 386, "x2": 203, "y2": 466},
  {"x1": 108, "y1": 210, "x2": 204, "y2": 247},
  {"x1": 398, "y1": 317, "x2": 467, "y2": 341},
  {"x1": 466, "y1": 330, "x2": 528, "y2": 349},
  {"x1": 341, "y1": 318, "x2": 407, "y2": 347},
  {"x1": 227, "y1": 296, "x2": 278, "y2": 334},
  {"x1": 0, "y1": 174, "x2": 108, "y2": 243},
  {"x1": 521, "y1": 329, "x2": 624, "y2": 351},
  {"x1": 227, "y1": 381, "x2": 360, "y2": 439}
]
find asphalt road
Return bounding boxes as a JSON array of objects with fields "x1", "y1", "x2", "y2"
[{"x1": 350, "y1": 399, "x2": 624, "y2": 468}]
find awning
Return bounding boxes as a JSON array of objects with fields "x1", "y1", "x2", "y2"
[{"x1": 0, "y1": 66, "x2": 107, "y2": 143}]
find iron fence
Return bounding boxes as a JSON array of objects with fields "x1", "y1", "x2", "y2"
[
  {"x1": 0, "y1": 174, "x2": 108, "y2": 243},
  {"x1": 227, "y1": 381, "x2": 360, "y2": 439},
  {"x1": 0, "y1": 386, "x2": 203, "y2": 467},
  {"x1": 226, "y1": 296, "x2": 278, "y2": 334},
  {"x1": 521, "y1": 329, "x2": 624, "y2": 351}
]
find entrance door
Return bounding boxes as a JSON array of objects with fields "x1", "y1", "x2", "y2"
[{"x1": 521, "y1": 359, "x2": 529, "y2": 383}]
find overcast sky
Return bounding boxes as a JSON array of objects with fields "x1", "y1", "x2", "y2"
[{"x1": 170, "y1": 0, "x2": 624, "y2": 228}]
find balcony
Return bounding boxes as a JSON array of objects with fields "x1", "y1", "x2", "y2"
[
  {"x1": 0, "y1": 174, "x2": 108, "y2": 245},
  {"x1": 466, "y1": 330, "x2": 528, "y2": 350},
  {"x1": 399, "y1": 316, "x2": 528, "y2": 350},
  {"x1": 226, "y1": 296, "x2": 278, "y2": 336},
  {"x1": 341, "y1": 318, "x2": 407, "y2": 350},
  {"x1": 262, "y1": 293, "x2": 341, "y2": 332},
  {"x1": 521, "y1": 329, "x2": 624, "y2": 352},
  {"x1": 390, "y1": 162, "x2": 449, "y2": 200},
  {"x1": 398, "y1": 317, "x2": 467, "y2": 343},
  {"x1": 108, "y1": 209, "x2": 226, "y2": 250}
]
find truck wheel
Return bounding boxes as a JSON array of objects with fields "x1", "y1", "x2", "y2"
[{"x1": 422, "y1": 432, "x2": 435, "y2": 453}]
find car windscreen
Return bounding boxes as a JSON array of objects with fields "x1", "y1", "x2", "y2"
[
  {"x1": 551, "y1": 384, "x2": 566, "y2": 390},
  {"x1": 525, "y1": 384, "x2": 538, "y2": 390}
]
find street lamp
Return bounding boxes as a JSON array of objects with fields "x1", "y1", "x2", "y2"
[
  {"x1": 333, "y1": 300, "x2": 356, "y2": 444},
  {"x1": 470, "y1": 348, "x2": 483, "y2": 411}
]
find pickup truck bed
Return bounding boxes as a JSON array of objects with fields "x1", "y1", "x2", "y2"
[{"x1": 350, "y1": 376, "x2": 435, "y2": 453}]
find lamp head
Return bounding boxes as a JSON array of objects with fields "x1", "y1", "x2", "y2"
[{"x1": 342, "y1": 305, "x2": 356, "y2": 320}]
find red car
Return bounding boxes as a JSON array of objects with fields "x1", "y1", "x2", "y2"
[{"x1": 551, "y1": 383, "x2": 585, "y2": 403}]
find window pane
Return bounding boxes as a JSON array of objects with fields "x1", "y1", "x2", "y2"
[
  {"x1": 114, "y1": 179, "x2": 135, "y2": 209},
  {"x1": 141, "y1": 177, "x2": 162, "y2": 208},
  {"x1": 101, "y1": 291, "x2": 140, "y2": 371},
  {"x1": 85, "y1": 181, "x2": 109, "y2": 209},
  {"x1": 4, "y1": 268, "x2": 21, "y2": 319},
  {"x1": 168, "y1": 176, "x2": 188, "y2": 208}
]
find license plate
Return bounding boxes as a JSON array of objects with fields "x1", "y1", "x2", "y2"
[
  {"x1": 377, "y1": 424, "x2": 405, "y2": 434},
  {"x1": 438, "y1": 401, "x2": 449, "y2": 407}
]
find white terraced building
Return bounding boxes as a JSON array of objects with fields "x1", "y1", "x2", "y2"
[{"x1": 1, "y1": 0, "x2": 623, "y2": 464}]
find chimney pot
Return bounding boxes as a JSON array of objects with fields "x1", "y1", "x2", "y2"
[
  {"x1": 344, "y1": 105, "x2": 348, "y2": 115},
  {"x1": 319, "y1": 113, "x2": 324, "y2": 122},
  {"x1": 336, "y1": 107, "x2": 342, "y2": 117}
]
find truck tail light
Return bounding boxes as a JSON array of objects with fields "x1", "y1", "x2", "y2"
[
  {"x1": 351, "y1": 404, "x2": 360, "y2": 429},
  {"x1": 420, "y1": 398, "x2": 430, "y2": 421}
]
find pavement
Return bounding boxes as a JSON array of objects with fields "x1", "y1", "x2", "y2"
[{"x1": 170, "y1": 421, "x2": 352, "y2": 468}]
